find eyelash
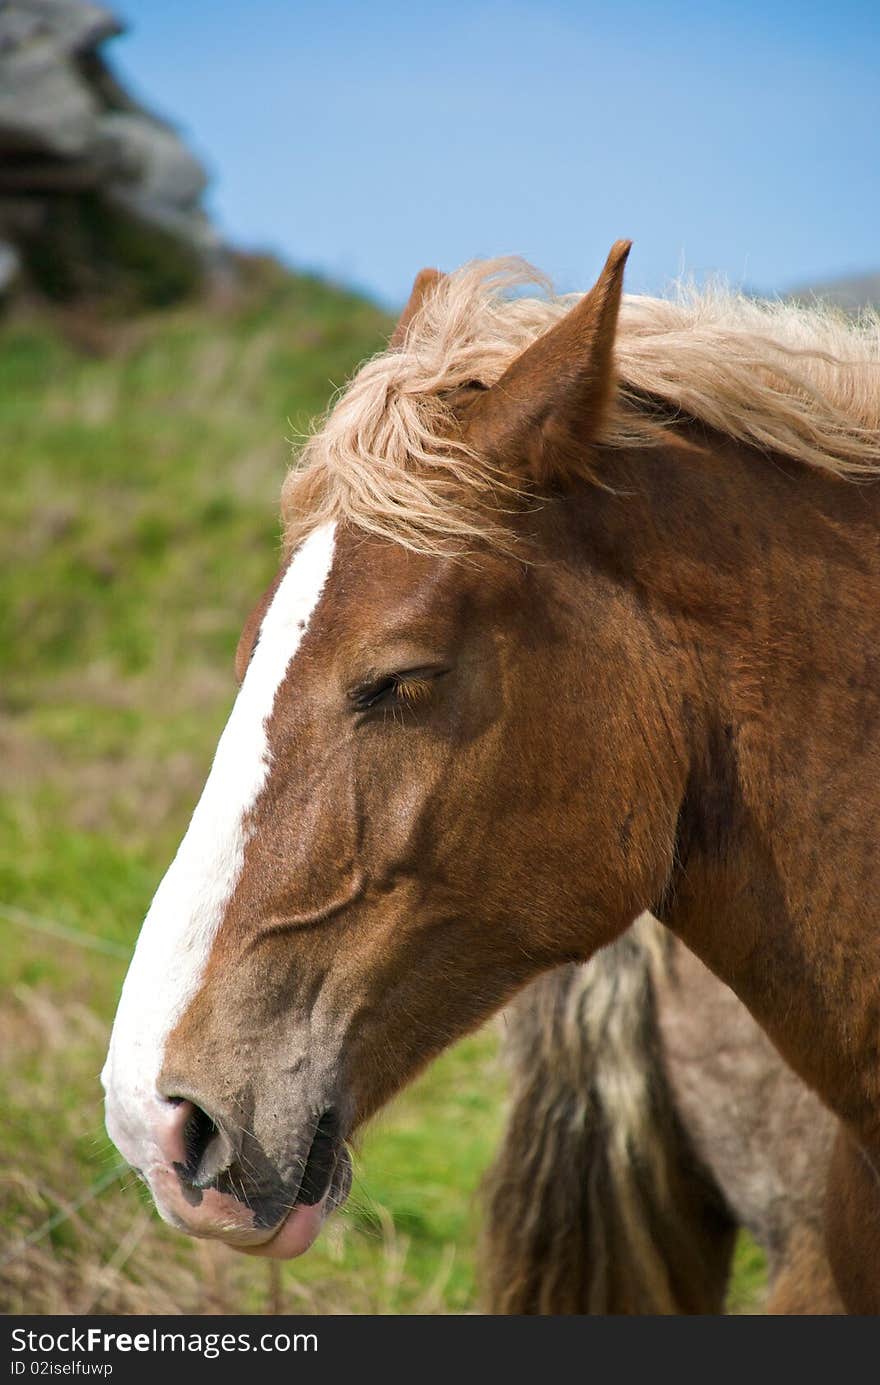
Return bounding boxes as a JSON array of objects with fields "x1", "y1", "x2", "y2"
[{"x1": 352, "y1": 672, "x2": 438, "y2": 713}]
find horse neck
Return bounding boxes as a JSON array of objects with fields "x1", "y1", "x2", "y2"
[{"x1": 560, "y1": 430, "x2": 880, "y2": 1146}]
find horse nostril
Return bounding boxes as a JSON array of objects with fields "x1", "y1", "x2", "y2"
[
  {"x1": 181, "y1": 1103, "x2": 215, "y2": 1175},
  {"x1": 167, "y1": 1097, "x2": 234, "y2": 1188}
]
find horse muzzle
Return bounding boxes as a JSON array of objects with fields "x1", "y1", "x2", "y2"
[{"x1": 104, "y1": 1087, "x2": 351, "y2": 1256}]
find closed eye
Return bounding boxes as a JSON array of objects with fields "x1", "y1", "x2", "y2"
[{"x1": 350, "y1": 668, "x2": 447, "y2": 714}]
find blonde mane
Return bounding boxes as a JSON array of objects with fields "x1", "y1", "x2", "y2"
[{"x1": 282, "y1": 257, "x2": 880, "y2": 555}]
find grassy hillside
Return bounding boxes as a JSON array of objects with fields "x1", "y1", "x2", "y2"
[
  {"x1": 0, "y1": 266, "x2": 765, "y2": 1313},
  {"x1": 789, "y1": 270, "x2": 880, "y2": 315}
]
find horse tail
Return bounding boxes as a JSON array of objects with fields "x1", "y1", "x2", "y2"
[{"x1": 479, "y1": 915, "x2": 735, "y2": 1314}]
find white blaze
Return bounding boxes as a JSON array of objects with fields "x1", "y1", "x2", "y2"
[{"x1": 102, "y1": 523, "x2": 337, "y2": 1164}]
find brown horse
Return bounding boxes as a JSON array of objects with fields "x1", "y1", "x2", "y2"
[
  {"x1": 481, "y1": 915, "x2": 841, "y2": 1314},
  {"x1": 102, "y1": 242, "x2": 880, "y2": 1309}
]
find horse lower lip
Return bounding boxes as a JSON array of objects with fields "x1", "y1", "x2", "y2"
[
  {"x1": 239, "y1": 1148, "x2": 351, "y2": 1260},
  {"x1": 241, "y1": 1198, "x2": 326, "y2": 1259}
]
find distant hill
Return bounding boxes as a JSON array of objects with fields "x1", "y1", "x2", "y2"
[{"x1": 788, "y1": 271, "x2": 880, "y2": 314}]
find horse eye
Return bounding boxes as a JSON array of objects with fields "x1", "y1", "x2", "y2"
[
  {"x1": 350, "y1": 668, "x2": 445, "y2": 714},
  {"x1": 352, "y1": 676, "x2": 399, "y2": 712}
]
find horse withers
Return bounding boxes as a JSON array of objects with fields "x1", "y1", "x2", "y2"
[{"x1": 102, "y1": 243, "x2": 880, "y2": 1308}]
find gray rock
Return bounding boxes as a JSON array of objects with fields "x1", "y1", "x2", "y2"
[
  {"x1": 98, "y1": 110, "x2": 220, "y2": 258},
  {"x1": 0, "y1": 0, "x2": 120, "y2": 57},
  {"x1": 0, "y1": 0, "x2": 227, "y2": 300},
  {"x1": 0, "y1": 1, "x2": 120, "y2": 156},
  {"x1": 0, "y1": 36, "x2": 98, "y2": 158}
]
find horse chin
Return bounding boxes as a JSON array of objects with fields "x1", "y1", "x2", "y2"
[{"x1": 239, "y1": 1146, "x2": 352, "y2": 1260}]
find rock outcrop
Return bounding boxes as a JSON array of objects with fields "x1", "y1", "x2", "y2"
[{"x1": 0, "y1": 0, "x2": 224, "y2": 304}]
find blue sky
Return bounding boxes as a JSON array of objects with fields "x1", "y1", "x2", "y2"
[{"x1": 115, "y1": 1, "x2": 879, "y2": 307}]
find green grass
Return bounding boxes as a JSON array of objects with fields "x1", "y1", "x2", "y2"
[{"x1": 0, "y1": 267, "x2": 767, "y2": 1314}]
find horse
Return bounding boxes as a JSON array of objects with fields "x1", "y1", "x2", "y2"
[
  {"x1": 102, "y1": 241, "x2": 880, "y2": 1311},
  {"x1": 481, "y1": 915, "x2": 841, "y2": 1314}
]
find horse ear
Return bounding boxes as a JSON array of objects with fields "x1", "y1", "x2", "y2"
[
  {"x1": 464, "y1": 240, "x2": 631, "y2": 487},
  {"x1": 390, "y1": 267, "x2": 446, "y2": 347}
]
